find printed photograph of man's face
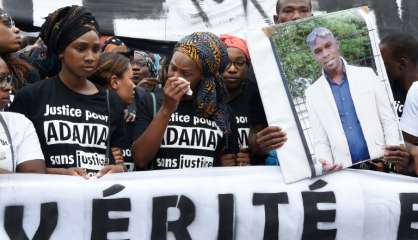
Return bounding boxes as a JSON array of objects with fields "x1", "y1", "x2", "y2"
[{"x1": 269, "y1": 8, "x2": 402, "y2": 175}]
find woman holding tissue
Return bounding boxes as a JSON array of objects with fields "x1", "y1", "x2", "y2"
[{"x1": 132, "y1": 32, "x2": 239, "y2": 170}]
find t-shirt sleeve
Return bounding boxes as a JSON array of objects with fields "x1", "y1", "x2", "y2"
[
  {"x1": 400, "y1": 83, "x2": 418, "y2": 137},
  {"x1": 132, "y1": 88, "x2": 155, "y2": 140},
  {"x1": 9, "y1": 86, "x2": 32, "y2": 117},
  {"x1": 14, "y1": 114, "x2": 45, "y2": 166},
  {"x1": 248, "y1": 81, "x2": 268, "y2": 127}
]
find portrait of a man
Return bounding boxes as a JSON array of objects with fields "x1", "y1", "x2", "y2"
[{"x1": 304, "y1": 27, "x2": 400, "y2": 172}]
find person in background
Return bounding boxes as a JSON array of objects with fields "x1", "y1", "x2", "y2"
[
  {"x1": 90, "y1": 52, "x2": 136, "y2": 171},
  {"x1": 101, "y1": 36, "x2": 130, "y2": 54},
  {"x1": 220, "y1": 34, "x2": 252, "y2": 166},
  {"x1": 400, "y1": 82, "x2": 418, "y2": 176},
  {"x1": 380, "y1": 33, "x2": 418, "y2": 118},
  {"x1": 247, "y1": 0, "x2": 312, "y2": 164},
  {"x1": 0, "y1": 8, "x2": 40, "y2": 88},
  {"x1": 132, "y1": 50, "x2": 159, "y2": 91},
  {"x1": 10, "y1": 6, "x2": 125, "y2": 178},
  {"x1": 132, "y1": 32, "x2": 239, "y2": 170},
  {"x1": 0, "y1": 56, "x2": 45, "y2": 174}
]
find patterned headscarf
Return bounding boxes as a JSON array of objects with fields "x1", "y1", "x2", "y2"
[
  {"x1": 175, "y1": 32, "x2": 230, "y2": 133},
  {"x1": 132, "y1": 50, "x2": 158, "y2": 78}
]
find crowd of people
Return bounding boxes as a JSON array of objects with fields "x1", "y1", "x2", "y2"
[{"x1": 0, "y1": 0, "x2": 417, "y2": 178}]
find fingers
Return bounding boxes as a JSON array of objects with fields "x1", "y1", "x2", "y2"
[
  {"x1": 236, "y1": 152, "x2": 251, "y2": 166},
  {"x1": 164, "y1": 77, "x2": 190, "y2": 105},
  {"x1": 384, "y1": 145, "x2": 410, "y2": 168},
  {"x1": 111, "y1": 148, "x2": 124, "y2": 165},
  {"x1": 255, "y1": 127, "x2": 287, "y2": 152},
  {"x1": 69, "y1": 168, "x2": 89, "y2": 179},
  {"x1": 221, "y1": 154, "x2": 236, "y2": 166},
  {"x1": 320, "y1": 159, "x2": 342, "y2": 174},
  {"x1": 97, "y1": 165, "x2": 112, "y2": 178}
]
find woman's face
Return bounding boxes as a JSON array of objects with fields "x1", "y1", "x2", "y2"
[
  {"x1": 61, "y1": 30, "x2": 100, "y2": 79},
  {"x1": 131, "y1": 53, "x2": 151, "y2": 83},
  {"x1": 0, "y1": 13, "x2": 21, "y2": 54},
  {"x1": 0, "y1": 58, "x2": 11, "y2": 109},
  {"x1": 114, "y1": 64, "x2": 135, "y2": 105},
  {"x1": 222, "y1": 48, "x2": 248, "y2": 91},
  {"x1": 167, "y1": 51, "x2": 202, "y2": 91}
]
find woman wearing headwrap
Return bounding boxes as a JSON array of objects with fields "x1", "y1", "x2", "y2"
[
  {"x1": 221, "y1": 35, "x2": 287, "y2": 166},
  {"x1": 132, "y1": 32, "x2": 239, "y2": 170},
  {"x1": 10, "y1": 6, "x2": 125, "y2": 178},
  {"x1": 220, "y1": 34, "x2": 252, "y2": 166},
  {"x1": 0, "y1": 8, "x2": 40, "y2": 89},
  {"x1": 132, "y1": 50, "x2": 159, "y2": 91}
]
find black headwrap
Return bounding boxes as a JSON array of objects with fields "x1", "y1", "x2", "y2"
[{"x1": 40, "y1": 5, "x2": 99, "y2": 55}]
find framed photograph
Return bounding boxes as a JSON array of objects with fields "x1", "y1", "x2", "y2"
[{"x1": 247, "y1": 7, "x2": 403, "y2": 182}]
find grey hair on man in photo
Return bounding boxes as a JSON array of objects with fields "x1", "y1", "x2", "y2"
[{"x1": 306, "y1": 27, "x2": 337, "y2": 50}]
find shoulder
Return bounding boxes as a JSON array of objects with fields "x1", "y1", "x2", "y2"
[
  {"x1": 0, "y1": 112, "x2": 33, "y2": 127},
  {"x1": 16, "y1": 77, "x2": 56, "y2": 96},
  {"x1": 346, "y1": 64, "x2": 376, "y2": 76},
  {"x1": 406, "y1": 82, "x2": 418, "y2": 101}
]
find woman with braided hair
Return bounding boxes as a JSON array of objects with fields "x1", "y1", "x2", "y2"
[
  {"x1": 11, "y1": 6, "x2": 125, "y2": 178},
  {"x1": 132, "y1": 32, "x2": 239, "y2": 170}
]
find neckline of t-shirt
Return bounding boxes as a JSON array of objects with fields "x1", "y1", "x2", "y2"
[{"x1": 56, "y1": 76, "x2": 103, "y2": 98}]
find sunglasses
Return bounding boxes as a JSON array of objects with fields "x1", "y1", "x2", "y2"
[
  {"x1": 0, "y1": 73, "x2": 14, "y2": 89},
  {"x1": 0, "y1": 12, "x2": 15, "y2": 28}
]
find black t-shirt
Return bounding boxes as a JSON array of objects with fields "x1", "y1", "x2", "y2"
[
  {"x1": 389, "y1": 79, "x2": 407, "y2": 117},
  {"x1": 122, "y1": 87, "x2": 164, "y2": 171},
  {"x1": 10, "y1": 76, "x2": 125, "y2": 176},
  {"x1": 228, "y1": 88, "x2": 251, "y2": 149},
  {"x1": 248, "y1": 80, "x2": 268, "y2": 127},
  {"x1": 134, "y1": 98, "x2": 239, "y2": 170}
]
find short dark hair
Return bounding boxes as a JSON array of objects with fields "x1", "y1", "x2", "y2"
[
  {"x1": 380, "y1": 32, "x2": 418, "y2": 64},
  {"x1": 276, "y1": 0, "x2": 312, "y2": 14}
]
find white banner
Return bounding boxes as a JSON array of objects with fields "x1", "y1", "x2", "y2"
[{"x1": 0, "y1": 167, "x2": 417, "y2": 239}]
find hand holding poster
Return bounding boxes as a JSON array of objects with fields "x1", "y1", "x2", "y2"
[{"x1": 247, "y1": 7, "x2": 403, "y2": 182}]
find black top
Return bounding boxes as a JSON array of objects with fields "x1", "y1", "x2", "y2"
[
  {"x1": 227, "y1": 84, "x2": 252, "y2": 150},
  {"x1": 133, "y1": 96, "x2": 239, "y2": 170},
  {"x1": 248, "y1": 80, "x2": 268, "y2": 127},
  {"x1": 10, "y1": 76, "x2": 125, "y2": 176},
  {"x1": 122, "y1": 87, "x2": 164, "y2": 171},
  {"x1": 389, "y1": 79, "x2": 407, "y2": 117}
]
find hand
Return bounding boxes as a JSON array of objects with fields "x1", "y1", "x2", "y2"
[
  {"x1": 320, "y1": 159, "x2": 342, "y2": 174},
  {"x1": 255, "y1": 126, "x2": 287, "y2": 154},
  {"x1": 111, "y1": 147, "x2": 124, "y2": 165},
  {"x1": 384, "y1": 145, "x2": 410, "y2": 173},
  {"x1": 221, "y1": 154, "x2": 237, "y2": 166},
  {"x1": 236, "y1": 149, "x2": 251, "y2": 166},
  {"x1": 97, "y1": 165, "x2": 125, "y2": 178},
  {"x1": 124, "y1": 109, "x2": 136, "y2": 123},
  {"x1": 161, "y1": 76, "x2": 190, "y2": 115},
  {"x1": 409, "y1": 146, "x2": 418, "y2": 176},
  {"x1": 66, "y1": 167, "x2": 89, "y2": 179}
]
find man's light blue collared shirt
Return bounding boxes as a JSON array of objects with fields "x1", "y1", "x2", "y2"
[{"x1": 326, "y1": 69, "x2": 370, "y2": 163}]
